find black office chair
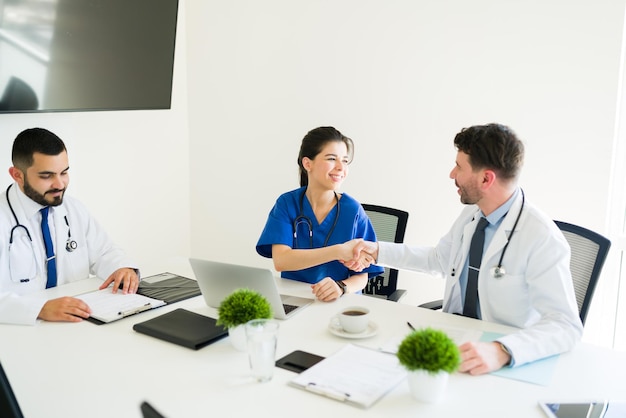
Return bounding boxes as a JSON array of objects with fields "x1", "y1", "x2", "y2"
[
  {"x1": 0, "y1": 76, "x2": 39, "y2": 111},
  {"x1": 141, "y1": 401, "x2": 166, "y2": 418},
  {"x1": 418, "y1": 220, "x2": 611, "y2": 326},
  {"x1": 554, "y1": 220, "x2": 611, "y2": 325},
  {"x1": 361, "y1": 204, "x2": 409, "y2": 302},
  {"x1": 0, "y1": 362, "x2": 24, "y2": 418}
]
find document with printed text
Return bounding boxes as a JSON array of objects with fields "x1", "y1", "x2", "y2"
[
  {"x1": 290, "y1": 344, "x2": 407, "y2": 409},
  {"x1": 76, "y1": 287, "x2": 166, "y2": 323}
]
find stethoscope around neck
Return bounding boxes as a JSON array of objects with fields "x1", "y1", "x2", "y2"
[
  {"x1": 292, "y1": 188, "x2": 340, "y2": 249},
  {"x1": 452, "y1": 189, "x2": 525, "y2": 280},
  {"x1": 6, "y1": 184, "x2": 78, "y2": 253},
  {"x1": 489, "y1": 189, "x2": 525, "y2": 279}
]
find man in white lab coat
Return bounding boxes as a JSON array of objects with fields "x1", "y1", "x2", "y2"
[
  {"x1": 345, "y1": 123, "x2": 583, "y2": 374},
  {"x1": 0, "y1": 128, "x2": 139, "y2": 325}
]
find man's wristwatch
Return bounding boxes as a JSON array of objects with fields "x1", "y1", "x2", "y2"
[
  {"x1": 336, "y1": 280, "x2": 347, "y2": 296},
  {"x1": 497, "y1": 342, "x2": 512, "y2": 366}
]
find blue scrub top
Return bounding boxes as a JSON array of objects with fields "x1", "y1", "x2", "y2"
[{"x1": 256, "y1": 187, "x2": 384, "y2": 284}]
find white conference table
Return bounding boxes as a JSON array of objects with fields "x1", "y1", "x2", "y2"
[{"x1": 1, "y1": 274, "x2": 626, "y2": 418}]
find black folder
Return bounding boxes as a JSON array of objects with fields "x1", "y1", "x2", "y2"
[
  {"x1": 133, "y1": 308, "x2": 228, "y2": 350},
  {"x1": 137, "y1": 273, "x2": 201, "y2": 304}
]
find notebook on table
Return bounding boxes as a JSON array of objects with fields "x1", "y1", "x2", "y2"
[
  {"x1": 189, "y1": 258, "x2": 314, "y2": 320},
  {"x1": 133, "y1": 308, "x2": 228, "y2": 350}
]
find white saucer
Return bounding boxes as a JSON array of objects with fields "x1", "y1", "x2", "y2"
[{"x1": 328, "y1": 315, "x2": 378, "y2": 339}]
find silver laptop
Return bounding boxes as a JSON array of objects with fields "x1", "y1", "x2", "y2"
[{"x1": 190, "y1": 258, "x2": 314, "y2": 320}]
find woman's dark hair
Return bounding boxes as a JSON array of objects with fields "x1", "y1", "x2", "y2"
[
  {"x1": 12, "y1": 127, "x2": 67, "y2": 171},
  {"x1": 297, "y1": 126, "x2": 354, "y2": 187},
  {"x1": 453, "y1": 123, "x2": 524, "y2": 181}
]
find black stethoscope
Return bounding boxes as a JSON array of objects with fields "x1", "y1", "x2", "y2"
[
  {"x1": 451, "y1": 189, "x2": 525, "y2": 279},
  {"x1": 490, "y1": 189, "x2": 525, "y2": 279},
  {"x1": 6, "y1": 184, "x2": 78, "y2": 253},
  {"x1": 293, "y1": 189, "x2": 340, "y2": 249}
]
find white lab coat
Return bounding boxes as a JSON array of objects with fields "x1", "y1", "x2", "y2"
[
  {"x1": 378, "y1": 192, "x2": 583, "y2": 366},
  {"x1": 0, "y1": 183, "x2": 138, "y2": 325}
]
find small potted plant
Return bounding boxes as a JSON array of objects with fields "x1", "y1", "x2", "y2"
[
  {"x1": 216, "y1": 288, "x2": 273, "y2": 351},
  {"x1": 396, "y1": 327, "x2": 460, "y2": 403}
]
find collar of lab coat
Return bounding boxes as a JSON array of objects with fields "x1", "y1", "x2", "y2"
[{"x1": 481, "y1": 191, "x2": 525, "y2": 263}]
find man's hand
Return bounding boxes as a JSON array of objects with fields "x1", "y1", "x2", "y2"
[
  {"x1": 38, "y1": 297, "x2": 92, "y2": 322},
  {"x1": 340, "y1": 239, "x2": 379, "y2": 272},
  {"x1": 458, "y1": 341, "x2": 511, "y2": 375},
  {"x1": 99, "y1": 268, "x2": 139, "y2": 294}
]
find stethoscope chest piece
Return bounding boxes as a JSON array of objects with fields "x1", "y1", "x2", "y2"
[
  {"x1": 66, "y1": 239, "x2": 78, "y2": 252},
  {"x1": 490, "y1": 266, "x2": 506, "y2": 279}
]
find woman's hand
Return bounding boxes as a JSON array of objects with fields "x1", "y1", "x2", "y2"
[{"x1": 311, "y1": 277, "x2": 342, "y2": 302}]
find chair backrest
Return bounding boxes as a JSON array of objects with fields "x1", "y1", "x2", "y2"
[
  {"x1": 361, "y1": 204, "x2": 409, "y2": 301},
  {"x1": 555, "y1": 220, "x2": 611, "y2": 325},
  {"x1": 0, "y1": 362, "x2": 24, "y2": 418},
  {"x1": 0, "y1": 76, "x2": 39, "y2": 111},
  {"x1": 141, "y1": 401, "x2": 166, "y2": 418}
]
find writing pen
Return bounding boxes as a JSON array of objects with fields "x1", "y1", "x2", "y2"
[
  {"x1": 118, "y1": 303, "x2": 152, "y2": 317},
  {"x1": 306, "y1": 383, "x2": 350, "y2": 401},
  {"x1": 407, "y1": 321, "x2": 416, "y2": 331}
]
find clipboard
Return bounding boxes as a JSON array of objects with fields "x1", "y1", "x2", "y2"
[
  {"x1": 79, "y1": 272, "x2": 201, "y2": 325},
  {"x1": 77, "y1": 288, "x2": 166, "y2": 324},
  {"x1": 289, "y1": 344, "x2": 407, "y2": 409}
]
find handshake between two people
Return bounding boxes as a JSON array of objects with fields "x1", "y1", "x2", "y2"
[{"x1": 339, "y1": 239, "x2": 379, "y2": 272}]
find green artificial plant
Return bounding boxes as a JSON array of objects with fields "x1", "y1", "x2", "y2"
[
  {"x1": 216, "y1": 288, "x2": 273, "y2": 328},
  {"x1": 396, "y1": 327, "x2": 461, "y2": 374}
]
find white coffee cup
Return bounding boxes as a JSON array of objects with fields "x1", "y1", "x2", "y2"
[{"x1": 338, "y1": 306, "x2": 370, "y2": 333}]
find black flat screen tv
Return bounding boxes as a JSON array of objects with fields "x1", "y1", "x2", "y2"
[{"x1": 0, "y1": 0, "x2": 179, "y2": 113}]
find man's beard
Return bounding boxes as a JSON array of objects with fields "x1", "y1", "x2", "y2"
[
  {"x1": 23, "y1": 179, "x2": 64, "y2": 207},
  {"x1": 457, "y1": 182, "x2": 481, "y2": 205}
]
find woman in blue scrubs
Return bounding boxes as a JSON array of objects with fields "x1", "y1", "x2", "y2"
[{"x1": 256, "y1": 126, "x2": 383, "y2": 302}]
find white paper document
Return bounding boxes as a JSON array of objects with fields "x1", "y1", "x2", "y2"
[
  {"x1": 77, "y1": 288, "x2": 166, "y2": 323},
  {"x1": 290, "y1": 344, "x2": 407, "y2": 409}
]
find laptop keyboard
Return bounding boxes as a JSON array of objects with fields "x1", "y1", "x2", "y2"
[{"x1": 283, "y1": 304, "x2": 298, "y2": 315}]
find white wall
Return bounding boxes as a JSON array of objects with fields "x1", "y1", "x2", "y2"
[
  {"x1": 186, "y1": 0, "x2": 626, "y2": 345},
  {"x1": 1, "y1": 0, "x2": 624, "y2": 347},
  {"x1": 0, "y1": 2, "x2": 191, "y2": 277}
]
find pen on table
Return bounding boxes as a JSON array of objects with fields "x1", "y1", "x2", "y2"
[
  {"x1": 407, "y1": 321, "x2": 416, "y2": 331},
  {"x1": 306, "y1": 383, "x2": 350, "y2": 401},
  {"x1": 118, "y1": 303, "x2": 152, "y2": 317}
]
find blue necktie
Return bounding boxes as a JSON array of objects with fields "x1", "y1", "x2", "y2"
[
  {"x1": 463, "y1": 217, "x2": 489, "y2": 318},
  {"x1": 40, "y1": 207, "x2": 57, "y2": 288}
]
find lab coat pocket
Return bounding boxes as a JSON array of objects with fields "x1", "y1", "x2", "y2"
[
  {"x1": 9, "y1": 234, "x2": 38, "y2": 284},
  {"x1": 487, "y1": 273, "x2": 528, "y2": 324}
]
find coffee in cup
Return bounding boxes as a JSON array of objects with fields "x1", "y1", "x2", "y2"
[{"x1": 338, "y1": 306, "x2": 370, "y2": 333}]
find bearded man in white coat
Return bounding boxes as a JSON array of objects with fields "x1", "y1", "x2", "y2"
[
  {"x1": 0, "y1": 128, "x2": 139, "y2": 325},
  {"x1": 345, "y1": 123, "x2": 583, "y2": 374}
]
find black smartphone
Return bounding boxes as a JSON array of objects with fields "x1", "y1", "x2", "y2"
[{"x1": 275, "y1": 350, "x2": 325, "y2": 373}]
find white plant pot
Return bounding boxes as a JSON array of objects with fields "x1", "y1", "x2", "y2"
[
  {"x1": 407, "y1": 369, "x2": 449, "y2": 403},
  {"x1": 228, "y1": 324, "x2": 248, "y2": 351}
]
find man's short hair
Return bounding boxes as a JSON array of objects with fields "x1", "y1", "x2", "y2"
[
  {"x1": 453, "y1": 123, "x2": 524, "y2": 181},
  {"x1": 12, "y1": 128, "x2": 67, "y2": 171}
]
